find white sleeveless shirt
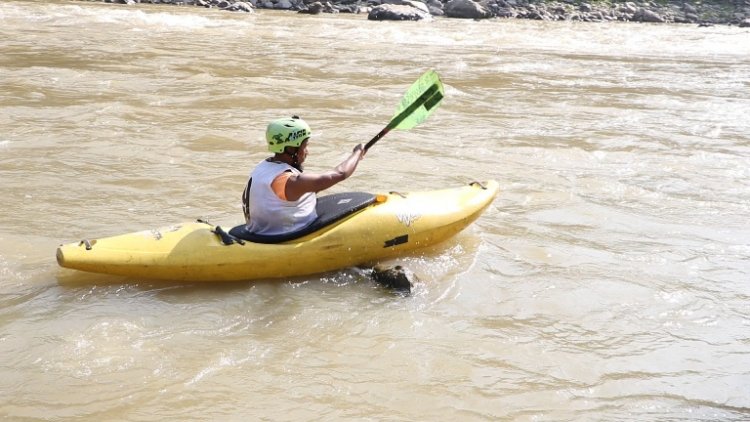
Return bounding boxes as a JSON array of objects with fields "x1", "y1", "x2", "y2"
[{"x1": 244, "y1": 160, "x2": 317, "y2": 236}]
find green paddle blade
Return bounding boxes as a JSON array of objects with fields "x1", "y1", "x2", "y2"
[
  {"x1": 364, "y1": 70, "x2": 445, "y2": 152},
  {"x1": 390, "y1": 69, "x2": 444, "y2": 130}
]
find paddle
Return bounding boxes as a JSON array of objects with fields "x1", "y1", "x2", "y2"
[{"x1": 364, "y1": 70, "x2": 445, "y2": 152}]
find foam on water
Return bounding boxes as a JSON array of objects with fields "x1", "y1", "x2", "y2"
[
  {"x1": 1, "y1": 1, "x2": 253, "y2": 32},
  {"x1": 93, "y1": 7, "x2": 248, "y2": 31}
]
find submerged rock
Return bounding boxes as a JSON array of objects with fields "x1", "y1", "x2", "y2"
[{"x1": 371, "y1": 265, "x2": 414, "y2": 294}]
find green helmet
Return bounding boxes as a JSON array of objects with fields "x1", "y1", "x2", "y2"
[{"x1": 266, "y1": 116, "x2": 311, "y2": 154}]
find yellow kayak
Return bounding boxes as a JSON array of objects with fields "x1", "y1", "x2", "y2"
[{"x1": 56, "y1": 180, "x2": 499, "y2": 282}]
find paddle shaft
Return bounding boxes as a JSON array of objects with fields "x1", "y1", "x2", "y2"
[{"x1": 364, "y1": 83, "x2": 443, "y2": 151}]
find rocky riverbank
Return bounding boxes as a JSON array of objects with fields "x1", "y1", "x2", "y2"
[{"x1": 90, "y1": 0, "x2": 750, "y2": 25}]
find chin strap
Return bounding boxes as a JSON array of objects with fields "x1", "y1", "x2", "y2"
[
  {"x1": 290, "y1": 151, "x2": 303, "y2": 172},
  {"x1": 291, "y1": 151, "x2": 299, "y2": 167}
]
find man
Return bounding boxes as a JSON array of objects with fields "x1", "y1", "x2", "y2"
[{"x1": 242, "y1": 116, "x2": 365, "y2": 236}]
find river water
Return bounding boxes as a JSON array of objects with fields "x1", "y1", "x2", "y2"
[{"x1": 2, "y1": 1, "x2": 750, "y2": 420}]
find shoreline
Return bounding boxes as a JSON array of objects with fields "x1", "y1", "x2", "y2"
[{"x1": 86, "y1": 0, "x2": 750, "y2": 25}]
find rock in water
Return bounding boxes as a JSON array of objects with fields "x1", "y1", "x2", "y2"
[
  {"x1": 444, "y1": 0, "x2": 492, "y2": 19},
  {"x1": 371, "y1": 265, "x2": 413, "y2": 294},
  {"x1": 367, "y1": 4, "x2": 432, "y2": 20}
]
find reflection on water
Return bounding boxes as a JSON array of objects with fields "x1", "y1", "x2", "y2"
[{"x1": 1, "y1": 1, "x2": 749, "y2": 420}]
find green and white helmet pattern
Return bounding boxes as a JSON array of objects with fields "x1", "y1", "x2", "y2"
[{"x1": 266, "y1": 116, "x2": 311, "y2": 154}]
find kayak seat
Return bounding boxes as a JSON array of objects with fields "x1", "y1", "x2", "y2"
[{"x1": 228, "y1": 191, "x2": 377, "y2": 244}]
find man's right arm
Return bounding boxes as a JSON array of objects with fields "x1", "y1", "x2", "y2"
[{"x1": 285, "y1": 145, "x2": 365, "y2": 201}]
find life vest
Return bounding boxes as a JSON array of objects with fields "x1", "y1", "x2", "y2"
[{"x1": 242, "y1": 160, "x2": 317, "y2": 236}]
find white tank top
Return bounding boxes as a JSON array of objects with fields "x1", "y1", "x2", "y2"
[{"x1": 244, "y1": 160, "x2": 317, "y2": 236}]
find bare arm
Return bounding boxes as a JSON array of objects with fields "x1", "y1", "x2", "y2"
[{"x1": 285, "y1": 144, "x2": 365, "y2": 201}]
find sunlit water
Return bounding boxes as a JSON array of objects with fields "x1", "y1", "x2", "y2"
[{"x1": 1, "y1": 0, "x2": 749, "y2": 419}]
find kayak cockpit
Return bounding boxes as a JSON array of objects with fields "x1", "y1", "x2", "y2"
[{"x1": 228, "y1": 191, "x2": 377, "y2": 244}]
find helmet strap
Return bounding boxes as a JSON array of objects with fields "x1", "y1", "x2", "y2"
[
  {"x1": 291, "y1": 151, "x2": 302, "y2": 171},
  {"x1": 283, "y1": 146, "x2": 304, "y2": 172}
]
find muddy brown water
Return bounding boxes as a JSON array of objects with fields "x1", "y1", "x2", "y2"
[{"x1": 1, "y1": 1, "x2": 749, "y2": 420}]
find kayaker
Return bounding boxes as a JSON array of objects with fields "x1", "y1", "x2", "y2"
[{"x1": 242, "y1": 116, "x2": 365, "y2": 236}]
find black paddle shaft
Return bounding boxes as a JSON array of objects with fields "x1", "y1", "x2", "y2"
[{"x1": 364, "y1": 83, "x2": 443, "y2": 151}]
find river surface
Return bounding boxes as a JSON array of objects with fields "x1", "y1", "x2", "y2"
[{"x1": 1, "y1": 1, "x2": 750, "y2": 420}]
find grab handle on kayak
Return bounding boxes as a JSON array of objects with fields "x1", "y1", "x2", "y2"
[
  {"x1": 78, "y1": 239, "x2": 95, "y2": 250},
  {"x1": 469, "y1": 181, "x2": 488, "y2": 190},
  {"x1": 212, "y1": 225, "x2": 245, "y2": 246}
]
